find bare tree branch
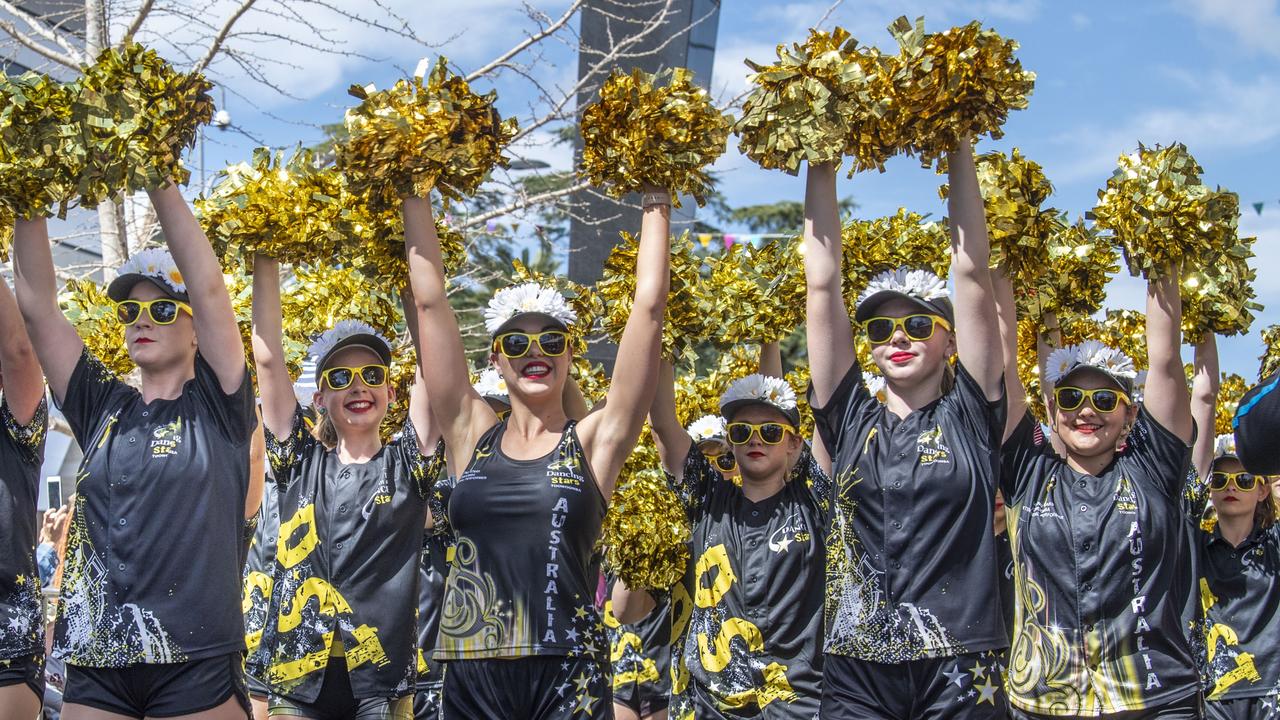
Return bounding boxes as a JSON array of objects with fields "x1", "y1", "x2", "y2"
[
  {"x1": 190, "y1": 0, "x2": 258, "y2": 75},
  {"x1": 466, "y1": 0, "x2": 584, "y2": 82},
  {"x1": 119, "y1": 0, "x2": 155, "y2": 44},
  {"x1": 0, "y1": 19, "x2": 81, "y2": 67},
  {"x1": 460, "y1": 179, "x2": 593, "y2": 231}
]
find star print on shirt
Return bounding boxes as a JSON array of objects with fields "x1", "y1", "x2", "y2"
[
  {"x1": 573, "y1": 671, "x2": 592, "y2": 693},
  {"x1": 944, "y1": 663, "x2": 969, "y2": 688},
  {"x1": 975, "y1": 676, "x2": 999, "y2": 705},
  {"x1": 566, "y1": 628, "x2": 580, "y2": 642},
  {"x1": 969, "y1": 660, "x2": 987, "y2": 678}
]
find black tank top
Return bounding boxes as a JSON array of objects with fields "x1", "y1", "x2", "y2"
[{"x1": 435, "y1": 420, "x2": 608, "y2": 660}]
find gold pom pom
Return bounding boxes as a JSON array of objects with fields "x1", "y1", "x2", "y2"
[
  {"x1": 282, "y1": 265, "x2": 403, "y2": 380},
  {"x1": 341, "y1": 195, "x2": 467, "y2": 286},
  {"x1": 1258, "y1": 325, "x2": 1280, "y2": 380},
  {"x1": 888, "y1": 17, "x2": 1035, "y2": 168},
  {"x1": 704, "y1": 240, "x2": 805, "y2": 344},
  {"x1": 1092, "y1": 143, "x2": 1233, "y2": 281},
  {"x1": 338, "y1": 57, "x2": 517, "y2": 208},
  {"x1": 580, "y1": 67, "x2": 730, "y2": 206},
  {"x1": 1020, "y1": 217, "x2": 1118, "y2": 322},
  {"x1": 1178, "y1": 191, "x2": 1259, "y2": 342},
  {"x1": 939, "y1": 148, "x2": 1062, "y2": 283},
  {"x1": 73, "y1": 42, "x2": 213, "y2": 202},
  {"x1": 598, "y1": 231, "x2": 707, "y2": 364},
  {"x1": 841, "y1": 208, "x2": 950, "y2": 310},
  {"x1": 197, "y1": 146, "x2": 345, "y2": 267},
  {"x1": 599, "y1": 440, "x2": 691, "y2": 590},
  {"x1": 1216, "y1": 373, "x2": 1248, "y2": 436},
  {"x1": 0, "y1": 71, "x2": 80, "y2": 219},
  {"x1": 1062, "y1": 309, "x2": 1149, "y2": 372},
  {"x1": 736, "y1": 27, "x2": 896, "y2": 175},
  {"x1": 511, "y1": 259, "x2": 602, "y2": 357},
  {"x1": 1016, "y1": 318, "x2": 1047, "y2": 422},
  {"x1": 60, "y1": 278, "x2": 132, "y2": 376}
]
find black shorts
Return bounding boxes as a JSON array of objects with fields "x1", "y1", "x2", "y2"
[
  {"x1": 269, "y1": 659, "x2": 413, "y2": 720},
  {"x1": 245, "y1": 670, "x2": 271, "y2": 700},
  {"x1": 414, "y1": 680, "x2": 444, "y2": 720},
  {"x1": 1011, "y1": 690, "x2": 1204, "y2": 720},
  {"x1": 1206, "y1": 695, "x2": 1279, "y2": 720},
  {"x1": 822, "y1": 649, "x2": 1009, "y2": 720},
  {"x1": 613, "y1": 674, "x2": 669, "y2": 717},
  {"x1": 0, "y1": 652, "x2": 45, "y2": 701},
  {"x1": 64, "y1": 652, "x2": 251, "y2": 718},
  {"x1": 440, "y1": 656, "x2": 611, "y2": 720}
]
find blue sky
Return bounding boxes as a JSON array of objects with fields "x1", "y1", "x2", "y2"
[{"x1": 175, "y1": 0, "x2": 1280, "y2": 379}]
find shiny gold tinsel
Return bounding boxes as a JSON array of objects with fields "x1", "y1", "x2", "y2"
[
  {"x1": 599, "y1": 440, "x2": 690, "y2": 590},
  {"x1": 580, "y1": 68, "x2": 730, "y2": 206},
  {"x1": 887, "y1": 17, "x2": 1035, "y2": 168},
  {"x1": 1015, "y1": 217, "x2": 1117, "y2": 323},
  {"x1": 1216, "y1": 373, "x2": 1248, "y2": 436},
  {"x1": 598, "y1": 231, "x2": 707, "y2": 364},
  {"x1": 342, "y1": 195, "x2": 466, "y2": 286},
  {"x1": 1092, "y1": 143, "x2": 1235, "y2": 280},
  {"x1": 282, "y1": 265, "x2": 403, "y2": 381},
  {"x1": 382, "y1": 345, "x2": 417, "y2": 439},
  {"x1": 73, "y1": 42, "x2": 213, "y2": 203},
  {"x1": 511, "y1": 259, "x2": 602, "y2": 356},
  {"x1": 1258, "y1": 325, "x2": 1280, "y2": 380},
  {"x1": 338, "y1": 57, "x2": 516, "y2": 208},
  {"x1": 673, "y1": 346, "x2": 759, "y2": 428},
  {"x1": 1178, "y1": 192, "x2": 1259, "y2": 342},
  {"x1": 61, "y1": 278, "x2": 131, "y2": 376},
  {"x1": 197, "y1": 146, "x2": 344, "y2": 266},
  {"x1": 704, "y1": 240, "x2": 805, "y2": 344},
  {"x1": 572, "y1": 360, "x2": 610, "y2": 407},
  {"x1": 841, "y1": 209, "x2": 950, "y2": 310},
  {"x1": 784, "y1": 365, "x2": 817, "y2": 440},
  {"x1": 1062, "y1": 309, "x2": 1149, "y2": 372},
  {"x1": 939, "y1": 148, "x2": 1062, "y2": 282},
  {"x1": 0, "y1": 72, "x2": 80, "y2": 218},
  {"x1": 736, "y1": 27, "x2": 898, "y2": 175},
  {"x1": 1016, "y1": 318, "x2": 1048, "y2": 422}
]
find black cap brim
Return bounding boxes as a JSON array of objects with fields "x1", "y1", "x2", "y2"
[
  {"x1": 316, "y1": 334, "x2": 393, "y2": 376},
  {"x1": 106, "y1": 274, "x2": 189, "y2": 303},
  {"x1": 720, "y1": 399, "x2": 802, "y2": 427},
  {"x1": 492, "y1": 312, "x2": 570, "y2": 338},
  {"x1": 854, "y1": 290, "x2": 954, "y2": 325}
]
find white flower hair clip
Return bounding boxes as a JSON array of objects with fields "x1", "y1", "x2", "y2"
[
  {"x1": 1043, "y1": 341, "x2": 1138, "y2": 386},
  {"x1": 483, "y1": 282, "x2": 578, "y2": 335},
  {"x1": 687, "y1": 414, "x2": 727, "y2": 443},
  {"x1": 116, "y1": 247, "x2": 187, "y2": 295},
  {"x1": 857, "y1": 268, "x2": 948, "y2": 308},
  {"x1": 307, "y1": 319, "x2": 391, "y2": 365},
  {"x1": 719, "y1": 373, "x2": 798, "y2": 413},
  {"x1": 863, "y1": 372, "x2": 887, "y2": 400},
  {"x1": 1214, "y1": 433, "x2": 1236, "y2": 458},
  {"x1": 472, "y1": 366, "x2": 509, "y2": 400}
]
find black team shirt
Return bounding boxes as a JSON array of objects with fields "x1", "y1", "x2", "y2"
[
  {"x1": 1001, "y1": 408, "x2": 1200, "y2": 715},
  {"x1": 667, "y1": 443, "x2": 829, "y2": 719},
  {"x1": 0, "y1": 397, "x2": 47, "y2": 660},
  {"x1": 810, "y1": 362, "x2": 1007, "y2": 663},
  {"x1": 252, "y1": 407, "x2": 440, "y2": 702},
  {"x1": 54, "y1": 350, "x2": 255, "y2": 666}
]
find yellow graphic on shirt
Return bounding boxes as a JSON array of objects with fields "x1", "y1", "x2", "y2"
[
  {"x1": 268, "y1": 576, "x2": 388, "y2": 684},
  {"x1": 149, "y1": 417, "x2": 183, "y2": 457},
  {"x1": 1199, "y1": 578, "x2": 1261, "y2": 699},
  {"x1": 916, "y1": 425, "x2": 951, "y2": 465},
  {"x1": 242, "y1": 570, "x2": 273, "y2": 654},
  {"x1": 437, "y1": 537, "x2": 525, "y2": 657},
  {"x1": 277, "y1": 504, "x2": 319, "y2": 569},
  {"x1": 673, "y1": 543, "x2": 797, "y2": 712},
  {"x1": 96, "y1": 414, "x2": 118, "y2": 449}
]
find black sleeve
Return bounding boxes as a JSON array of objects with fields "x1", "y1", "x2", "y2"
[
  {"x1": 57, "y1": 349, "x2": 129, "y2": 448},
  {"x1": 946, "y1": 363, "x2": 1007, "y2": 454},
  {"x1": 263, "y1": 404, "x2": 315, "y2": 490},
  {"x1": 1000, "y1": 411, "x2": 1045, "y2": 501},
  {"x1": 427, "y1": 472, "x2": 457, "y2": 537},
  {"x1": 1, "y1": 396, "x2": 47, "y2": 465},
  {"x1": 809, "y1": 361, "x2": 873, "y2": 461},
  {"x1": 192, "y1": 352, "x2": 257, "y2": 445},
  {"x1": 1125, "y1": 406, "x2": 1193, "y2": 500},
  {"x1": 665, "y1": 441, "x2": 718, "y2": 520},
  {"x1": 1234, "y1": 371, "x2": 1280, "y2": 475}
]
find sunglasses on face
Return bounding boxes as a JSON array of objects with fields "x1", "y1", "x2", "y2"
[
  {"x1": 115, "y1": 299, "x2": 192, "y2": 326},
  {"x1": 863, "y1": 314, "x2": 951, "y2": 344},
  {"x1": 321, "y1": 364, "x2": 388, "y2": 391},
  {"x1": 1209, "y1": 471, "x2": 1261, "y2": 492},
  {"x1": 702, "y1": 449, "x2": 737, "y2": 472},
  {"x1": 726, "y1": 422, "x2": 795, "y2": 446},
  {"x1": 1054, "y1": 386, "x2": 1131, "y2": 413},
  {"x1": 492, "y1": 331, "x2": 569, "y2": 359}
]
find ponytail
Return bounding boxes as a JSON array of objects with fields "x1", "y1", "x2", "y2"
[{"x1": 311, "y1": 409, "x2": 338, "y2": 450}]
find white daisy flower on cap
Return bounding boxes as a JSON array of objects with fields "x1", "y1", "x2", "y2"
[
  {"x1": 472, "y1": 366, "x2": 509, "y2": 401},
  {"x1": 1043, "y1": 340, "x2": 1138, "y2": 392},
  {"x1": 484, "y1": 282, "x2": 577, "y2": 335},
  {"x1": 863, "y1": 372, "x2": 887, "y2": 400},
  {"x1": 687, "y1": 414, "x2": 727, "y2": 443},
  {"x1": 858, "y1": 268, "x2": 948, "y2": 308},
  {"x1": 107, "y1": 247, "x2": 188, "y2": 301},
  {"x1": 719, "y1": 373, "x2": 801, "y2": 426},
  {"x1": 1214, "y1": 433, "x2": 1237, "y2": 459}
]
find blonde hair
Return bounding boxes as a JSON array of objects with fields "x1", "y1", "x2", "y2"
[
  {"x1": 1258, "y1": 491, "x2": 1279, "y2": 531},
  {"x1": 310, "y1": 408, "x2": 338, "y2": 450}
]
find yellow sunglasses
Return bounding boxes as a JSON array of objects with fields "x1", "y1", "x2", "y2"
[
  {"x1": 863, "y1": 314, "x2": 951, "y2": 344},
  {"x1": 726, "y1": 422, "x2": 796, "y2": 446},
  {"x1": 321, "y1": 364, "x2": 388, "y2": 391},
  {"x1": 115, "y1": 299, "x2": 192, "y2": 326}
]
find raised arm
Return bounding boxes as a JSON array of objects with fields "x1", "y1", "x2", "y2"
[
  {"x1": 579, "y1": 195, "x2": 672, "y2": 497},
  {"x1": 148, "y1": 184, "x2": 245, "y2": 392},
  {"x1": 947, "y1": 140, "x2": 1003, "y2": 399},
  {"x1": 246, "y1": 407, "x2": 265, "y2": 519},
  {"x1": 250, "y1": 254, "x2": 297, "y2": 439},
  {"x1": 0, "y1": 274, "x2": 45, "y2": 425},
  {"x1": 403, "y1": 195, "x2": 494, "y2": 474},
  {"x1": 399, "y1": 286, "x2": 442, "y2": 455},
  {"x1": 11, "y1": 217, "x2": 83, "y2": 403},
  {"x1": 992, "y1": 266, "x2": 1025, "y2": 440},
  {"x1": 759, "y1": 341, "x2": 783, "y2": 378},
  {"x1": 1190, "y1": 336, "x2": 1220, "y2": 479},
  {"x1": 803, "y1": 163, "x2": 855, "y2": 407},
  {"x1": 1145, "y1": 270, "x2": 1193, "y2": 443},
  {"x1": 649, "y1": 360, "x2": 692, "y2": 478}
]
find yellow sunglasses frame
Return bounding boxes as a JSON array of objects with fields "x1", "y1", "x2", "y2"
[
  {"x1": 491, "y1": 330, "x2": 571, "y2": 359},
  {"x1": 320, "y1": 364, "x2": 389, "y2": 391},
  {"x1": 1053, "y1": 386, "x2": 1132, "y2": 413},
  {"x1": 862, "y1": 314, "x2": 952, "y2": 344},
  {"x1": 115, "y1": 299, "x2": 193, "y2": 326},
  {"x1": 726, "y1": 422, "x2": 797, "y2": 446}
]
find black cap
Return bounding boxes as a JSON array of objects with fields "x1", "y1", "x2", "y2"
[
  {"x1": 854, "y1": 291, "x2": 955, "y2": 325},
  {"x1": 106, "y1": 274, "x2": 189, "y2": 303}
]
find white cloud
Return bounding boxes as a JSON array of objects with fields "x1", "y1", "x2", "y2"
[
  {"x1": 1070, "y1": 12, "x2": 1091, "y2": 28},
  {"x1": 1175, "y1": 0, "x2": 1280, "y2": 58},
  {"x1": 1049, "y1": 74, "x2": 1280, "y2": 184}
]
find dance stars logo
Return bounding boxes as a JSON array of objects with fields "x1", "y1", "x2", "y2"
[
  {"x1": 149, "y1": 418, "x2": 183, "y2": 458},
  {"x1": 768, "y1": 512, "x2": 811, "y2": 553},
  {"x1": 916, "y1": 426, "x2": 952, "y2": 466}
]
